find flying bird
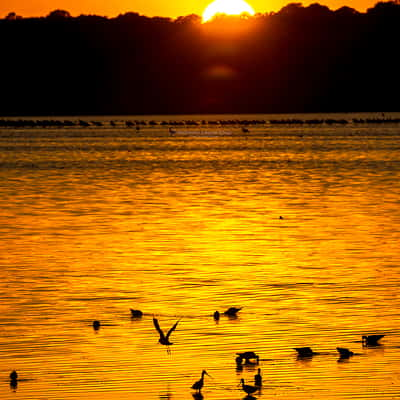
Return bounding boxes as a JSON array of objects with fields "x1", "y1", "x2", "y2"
[
  {"x1": 153, "y1": 317, "x2": 180, "y2": 352},
  {"x1": 191, "y1": 370, "x2": 210, "y2": 393}
]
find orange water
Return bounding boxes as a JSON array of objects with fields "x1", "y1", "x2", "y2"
[{"x1": 1, "y1": 115, "x2": 400, "y2": 399}]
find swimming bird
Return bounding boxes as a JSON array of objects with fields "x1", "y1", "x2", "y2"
[
  {"x1": 10, "y1": 371, "x2": 18, "y2": 382},
  {"x1": 223, "y1": 307, "x2": 242, "y2": 316},
  {"x1": 191, "y1": 370, "x2": 210, "y2": 393},
  {"x1": 240, "y1": 378, "x2": 258, "y2": 396},
  {"x1": 337, "y1": 347, "x2": 354, "y2": 359},
  {"x1": 169, "y1": 127, "x2": 176, "y2": 135},
  {"x1": 236, "y1": 351, "x2": 259, "y2": 364},
  {"x1": 294, "y1": 347, "x2": 319, "y2": 357},
  {"x1": 130, "y1": 309, "x2": 143, "y2": 318},
  {"x1": 92, "y1": 320, "x2": 101, "y2": 330},
  {"x1": 362, "y1": 335, "x2": 384, "y2": 346},
  {"x1": 153, "y1": 317, "x2": 180, "y2": 351},
  {"x1": 213, "y1": 311, "x2": 220, "y2": 320},
  {"x1": 242, "y1": 127, "x2": 250, "y2": 133},
  {"x1": 254, "y1": 368, "x2": 262, "y2": 387}
]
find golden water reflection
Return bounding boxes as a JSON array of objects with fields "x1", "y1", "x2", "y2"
[{"x1": 0, "y1": 120, "x2": 400, "y2": 399}]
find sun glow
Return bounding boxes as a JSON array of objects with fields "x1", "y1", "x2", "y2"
[{"x1": 202, "y1": 0, "x2": 255, "y2": 22}]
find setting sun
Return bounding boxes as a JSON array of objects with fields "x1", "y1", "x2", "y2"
[{"x1": 202, "y1": 0, "x2": 255, "y2": 22}]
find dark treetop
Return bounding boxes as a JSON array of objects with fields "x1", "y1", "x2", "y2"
[{"x1": 1, "y1": 1, "x2": 400, "y2": 116}]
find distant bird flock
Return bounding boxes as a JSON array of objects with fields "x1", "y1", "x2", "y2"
[
  {"x1": 8, "y1": 306, "x2": 387, "y2": 397},
  {"x1": 1, "y1": 117, "x2": 400, "y2": 130}
]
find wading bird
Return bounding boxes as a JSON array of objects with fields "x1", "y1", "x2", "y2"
[
  {"x1": 191, "y1": 370, "x2": 210, "y2": 393},
  {"x1": 223, "y1": 307, "x2": 242, "y2": 316},
  {"x1": 240, "y1": 378, "x2": 258, "y2": 396},
  {"x1": 362, "y1": 335, "x2": 384, "y2": 346},
  {"x1": 153, "y1": 317, "x2": 180, "y2": 352},
  {"x1": 254, "y1": 368, "x2": 262, "y2": 387}
]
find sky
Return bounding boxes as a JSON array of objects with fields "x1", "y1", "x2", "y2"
[{"x1": 2, "y1": 0, "x2": 383, "y2": 18}]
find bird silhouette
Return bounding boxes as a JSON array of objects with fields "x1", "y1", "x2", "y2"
[
  {"x1": 294, "y1": 347, "x2": 319, "y2": 358},
  {"x1": 92, "y1": 320, "x2": 101, "y2": 330},
  {"x1": 337, "y1": 347, "x2": 354, "y2": 359},
  {"x1": 240, "y1": 378, "x2": 258, "y2": 396},
  {"x1": 236, "y1": 351, "x2": 259, "y2": 364},
  {"x1": 153, "y1": 317, "x2": 180, "y2": 352},
  {"x1": 213, "y1": 311, "x2": 220, "y2": 320},
  {"x1": 254, "y1": 368, "x2": 262, "y2": 387},
  {"x1": 223, "y1": 307, "x2": 242, "y2": 316},
  {"x1": 362, "y1": 335, "x2": 384, "y2": 346},
  {"x1": 191, "y1": 370, "x2": 210, "y2": 393},
  {"x1": 130, "y1": 309, "x2": 143, "y2": 318}
]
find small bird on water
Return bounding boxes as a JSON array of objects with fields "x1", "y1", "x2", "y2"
[
  {"x1": 236, "y1": 351, "x2": 260, "y2": 364},
  {"x1": 213, "y1": 311, "x2": 220, "y2": 320},
  {"x1": 362, "y1": 335, "x2": 385, "y2": 346},
  {"x1": 130, "y1": 309, "x2": 143, "y2": 318},
  {"x1": 10, "y1": 371, "x2": 18, "y2": 382},
  {"x1": 191, "y1": 370, "x2": 210, "y2": 393},
  {"x1": 240, "y1": 378, "x2": 258, "y2": 396},
  {"x1": 223, "y1": 307, "x2": 242, "y2": 316},
  {"x1": 92, "y1": 320, "x2": 101, "y2": 330},
  {"x1": 294, "y1": 347, "x2": 319, "y2": 357},
  {"x1": 153, "y1": 317, "x2": 180, "y2": 353},
  {"x1": 337, "y1": 347, "x2": 354, "y2": 359}
]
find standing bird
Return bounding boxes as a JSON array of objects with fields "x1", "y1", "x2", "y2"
[
  {"x1": 362, "y1": 335, "x2": 384, "y2": 346},
  {"x1": 240, "y1": 378, "x2": 258, "y2": 396},
  {"x1": 213, "y1": 311, "x2": 220, "y2": 321},
  {"x1": 223, "y1": 307, "x2": 242, "y2": 317},
  {"x1": 254, "y1": 368, "x2": 262, "y2": 387},
  {"x1": 153, "y1": 317, "x2": 180, "y2": 352},
  {"x1": 191, "y1": 370, "x2": 210, "y2": 393}
]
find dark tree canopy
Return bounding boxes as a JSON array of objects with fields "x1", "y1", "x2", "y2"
[{"x1": 1, "y1": 1, "x2": 399, "y2": 115}]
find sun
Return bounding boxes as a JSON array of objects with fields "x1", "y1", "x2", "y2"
[{"x1": 202, "y1": 0, "x2": 255, "y2": 22}]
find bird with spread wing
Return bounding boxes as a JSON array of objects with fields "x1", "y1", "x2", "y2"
[{"x1": 153, "y1": 317, "x2": 180, "y2": 353}]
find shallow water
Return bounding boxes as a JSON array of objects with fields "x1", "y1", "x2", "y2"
[{"x1": 1, "y1": 113, "x2": 400, "y2": 400}]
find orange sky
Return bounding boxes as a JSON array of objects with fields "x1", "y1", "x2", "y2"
[{"x1": 2, "y1": 0, "x2": 382, "y2": 18}]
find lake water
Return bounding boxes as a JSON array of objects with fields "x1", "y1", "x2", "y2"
[{"x1": 1, "y1": 113, "x2": 400, "y2": 400}]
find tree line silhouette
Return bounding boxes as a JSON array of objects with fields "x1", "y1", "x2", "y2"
[{"x1": 1, "y1": 1, "x2": 399, "y2": 116}]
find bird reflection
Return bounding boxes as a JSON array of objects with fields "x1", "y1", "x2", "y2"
[{"x1": 192, "y1": 392, "x2": 204, "y2": 400}]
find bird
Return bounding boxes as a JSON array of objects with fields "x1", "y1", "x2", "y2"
[
  {"x1": 294, "y1": 347, "x2": 319, "y2": 357},
  {"x1": 242, "y1": 127, "x2": 250, "y2": 133},
  {"x1": 337, "y1": 347, "x2": 354, "y2": 359},
  {"x1": 223, "y1": 307, "x2": 242, "y2": 316},
  {"x1": 191, "y1": 370, "x2": 210, "y2": 393},
  {"x1": 362, "y1": 335, "x2": 384, "y2": 346},
  {"x1": 92, "y1": 320, "x2": 101, "y2": 330},
  {"x1": 254, "y1": 368, "x2": 262, "y2": 387},
  {"x1": 153, "y1": 317, "x2": 180, "y2": 352},
  {"x1": 130, "y1": 309, "x2": 143, "y2": 318},
  {"x1": 240, "y1": 378, "x2": 258, "y2": 396},
  {"x1": 213, "y1": 311, "x2": 220, "y2": 321},
  {"x1": 236, "y1": 351, "x2": 259, "y2": 364},
  {"x1": 169, "y1": 127, "x2": 176, "y2": 135},
  {"x1": 10, "y1": 371, "x2": 18, "y2": 382}
]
